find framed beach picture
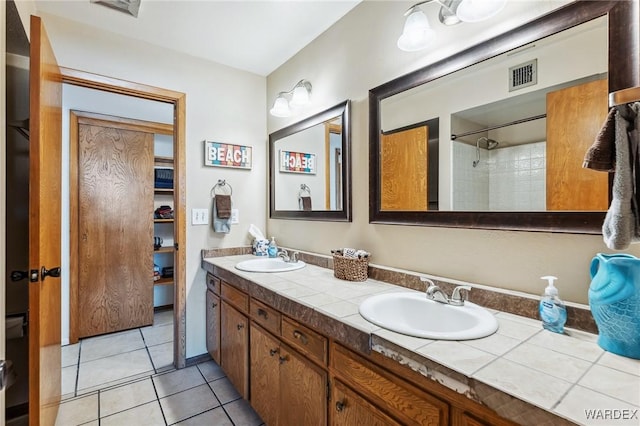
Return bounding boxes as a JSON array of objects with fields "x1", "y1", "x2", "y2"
[
  {"x1": 279, "y1": 150, "x2": 316, "y2": 174},
  {"x1": 204, "y1": 141, "x2": 252, "y2": 169}
]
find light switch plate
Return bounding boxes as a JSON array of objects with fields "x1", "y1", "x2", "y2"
[
  {"x1": 192, "y1": 208, "x2": 209, "y2": 225},
  {"x1": 231, "y1": 209, "x2": 239, "y2": 224}
]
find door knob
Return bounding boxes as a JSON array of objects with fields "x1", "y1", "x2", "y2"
[
  {"x1": 41, "y1": 266, "x2": 61, "y2": 281},
  {"x1": 11, "y1": 270, "x2": 38, "y2": 282},
  {"x1": 10, "y1": 271, "x2": 28, "y2": 282}
]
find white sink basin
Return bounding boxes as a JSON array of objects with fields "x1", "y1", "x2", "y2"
[
  {"x1": 359, "y1": 292, "x2": 498, "y2": 340},
  {"x1": 235, "y1": 258, "x2": 306, "y2": 273}
]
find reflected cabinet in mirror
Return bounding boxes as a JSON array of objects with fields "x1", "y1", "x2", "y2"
[
  {"x1": 369, "y1": 0, "x2": 638, "y2": 233},
  {"x1": 270, "y1": 100, "x2": 351, "y2": 221}
]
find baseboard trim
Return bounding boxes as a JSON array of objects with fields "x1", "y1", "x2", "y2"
[{"x1": 185, "y1": 353, "x2": 211, "y2": 367}]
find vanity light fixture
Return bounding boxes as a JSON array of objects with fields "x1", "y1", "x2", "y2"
[
  {"x1": 397, "y1": 0, "x2": 507, "y2": 52},
  {"x1": 269, "y1": 80, "x2": 313, "y2": 117}
]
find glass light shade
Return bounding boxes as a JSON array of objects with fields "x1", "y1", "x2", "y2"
[
  {"x1": 397, "y1": 7, "x2": 435, "y2": 52},
  {"x1": 270, "y1": 96, "x2": 291, "y2": 117},
  {"x1": 456, "y1": 0, "x2": 507, "y2": 23},
  {"x1": 290, "y1": 84, "x2": 310, "y2": 107}
]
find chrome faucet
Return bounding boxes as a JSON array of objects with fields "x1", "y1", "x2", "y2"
[
  {"x1": 277, "y1": 249, "x2": 290, "y2": 262},
  {"x1": 277, "y1": 249, "x2": 300, "y2": 263},
  {"x1": 450, "y1": 285, "x2": 472, "y2": 306},
  {"x1": 421, "y1": 277, "x2": 472, "y2": 306}
]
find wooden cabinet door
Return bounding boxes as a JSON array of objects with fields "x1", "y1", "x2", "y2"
[
  {"x1": 249, "y1": 324, "x2": 280, "y2": 426},
  {"x1": 546, "y1": 78, "x2": 608, "y2": 210},
  {"x1": 221, "y1": 301, "x2": 249, "y2": 399},
  {"x1": 76, "y1": 113, "x2": 155, "y2": 337},
  {"x1": 380, "y1": 125, "x2": 429, "y2": 211},
  {"x1": 279, "y1": 343, "x2": 327, "y2": 426},
  {"x1": 332, "y1": 379, "x2": 401, "y2": 426},
  {"x1": 206, "y1": 290, "x2": 221, "y2": 364},
  {"x1": 29, "y1": 15, "x2": 62, "y2": 426}
]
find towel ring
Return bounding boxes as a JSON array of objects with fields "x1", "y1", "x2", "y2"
[
  {"x1": 211, "y1": 179, "x2": 233, "y2": 197},
  {"x1": 298, "y1": 184, "x2": 311, "y2": 198}
]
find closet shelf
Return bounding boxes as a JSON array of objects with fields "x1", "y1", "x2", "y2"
[
  {"x1": 154, "y1": 188, "x2": 174, "y2": 194},
  {"x1": 154, "y1": 219, "x2": 174, "y2": 223},
  {"x1": 154, "y1": 156, "x2": 174, "y2": 165},
  {"x1": 154, "y1": 277, "x2": 174, "y2": 286},
  {"x1": 154, "y1": 246, "x2": 175, "y2": 253}
]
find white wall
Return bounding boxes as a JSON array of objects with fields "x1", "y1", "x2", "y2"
[
  {"x1": 35, "y1": 13, "x2": 267, "y2": 357},
  {"x1": 274, "y1": 125, "x2": 326, "y2": 210},
  {"x1": 267, "y1": 0, "x2": 640, "y2": 305}
]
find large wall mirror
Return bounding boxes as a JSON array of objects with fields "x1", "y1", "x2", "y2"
[
  {"x1": 270, "y1": 100, "x2": 351, "y2": 221},
  {"x1": 370, "y1": 0, "x2": 638, "y2": 233}
]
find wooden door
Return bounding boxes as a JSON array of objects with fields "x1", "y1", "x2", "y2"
[
  {"x1": 332, "y1": 380, "x2": 401, "y2": 426},
  {"x1": 76, "y1": 114, "x2": 154, "y2": 338},
  {"x1": 546, "y1": 78, "x2": 609, "y2": 210},
  {"x1": 220, "y1": 301, "x2": 249, "y2": 399},
  {"x1": 279, "y1": 343, "x2": 327, "y2": 426},
  {"x1": 206, "y1": 290, "x2": 221, "y2": 364},
  {"x1": 380, "y1": 126, "x2": 429, "y2": 211},
  {"x1": 249, "y1": 324, "x2": 280, "y2": 426},
  {"x1": 29, "y1": 15, "x2": 62, "y2": 426}
]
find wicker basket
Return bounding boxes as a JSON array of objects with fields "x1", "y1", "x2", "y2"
[{"x1": 333, "y1": 254, "x2": 369, "y2": 282}]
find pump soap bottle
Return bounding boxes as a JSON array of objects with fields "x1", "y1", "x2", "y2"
[
  {"x1": 539, "y1": 275, "x2": 567, "y2": 334},
  {"x1": 268, "y1": 237, "x2": 278, "y2": 258}
]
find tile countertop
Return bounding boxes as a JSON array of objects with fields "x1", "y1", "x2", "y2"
[{"x1": 202, "y1": 255, "x2": 640, "y2": 426}]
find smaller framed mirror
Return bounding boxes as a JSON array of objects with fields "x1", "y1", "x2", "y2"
[{"x1": 270, "y1": 100, "x2": 351, "y2": 221}]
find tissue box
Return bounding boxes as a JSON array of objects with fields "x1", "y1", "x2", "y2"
[{"x1": 252, "y1": 239, "x2": 269, "y2": 256}]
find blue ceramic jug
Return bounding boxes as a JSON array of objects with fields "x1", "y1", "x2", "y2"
[{"x1": 589, "y1": 253, "x2": 640, "y2": 359}]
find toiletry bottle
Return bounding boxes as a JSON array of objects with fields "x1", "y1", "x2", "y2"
[
  {"x1": 268, "y1": 237, "x2": 278, "y2": 258},
  {"x1": 539, "y1": 275, "x2": 567, "y2": 334}
]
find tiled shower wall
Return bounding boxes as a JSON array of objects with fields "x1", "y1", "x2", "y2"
[{"x1": 452, "y1": 141, "x2": 546, "y2": 211}]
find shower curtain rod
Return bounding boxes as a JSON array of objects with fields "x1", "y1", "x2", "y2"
[{"x1": 451, "y1": 113, "x2": 546, "y2": 140}]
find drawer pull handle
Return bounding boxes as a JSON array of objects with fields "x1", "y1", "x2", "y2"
[
  {"x1": 293, "y1": 330, "x2": 308, "y2": 345},
  {"x1": 257, "y1": 308, "x2": 269, "y2": 319},
  {"x1": 269, "y1": 348, "x2": 279, "y2": 356},
  {"x1": 335, "y1": 400, "x2": 346, "y2": 412},
  {"x1": 237, "y1": 323, "x2": 245, "y2": 330},
  {"x1": 278, "y1": 355, "x2": 288, "y2": 365}
]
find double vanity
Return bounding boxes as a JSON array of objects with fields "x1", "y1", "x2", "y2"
[{"x1": 202, "y1": 251, "x2": 639, "y2": 426}]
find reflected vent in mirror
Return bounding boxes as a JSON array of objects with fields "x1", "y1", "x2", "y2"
[{"x1": 509, "y1": 59, "x2": 537, "y2": 92}]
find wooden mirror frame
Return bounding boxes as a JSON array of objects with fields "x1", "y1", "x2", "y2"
[
  {"x1": 369, "y1": 0, "x2": 638, "y2": 233},
  {"x1": 270, "y1": 100, "x2": 352, "y2": 221}
]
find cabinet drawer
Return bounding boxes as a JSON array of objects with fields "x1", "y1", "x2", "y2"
[
  {"x1": 206, "y1": 273, "x2": 221, "y2": 295},
  {"x1": 221, "y1": 282, "x2": 249, "y2": 314},
  {"x1": 250, "y1": 299, "x2": 281, "y2": 335},
  {"x1": 331, "y1": 344, "x2": 448, "y2": 426},
  {"x1": 281, "y1": 317, "x2": 327, "y2": 365}
]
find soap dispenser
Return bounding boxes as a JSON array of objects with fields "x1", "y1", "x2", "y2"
[
  {"x1": 268, "y1": 237, "x2": 278, "y2": 258},
  {"x1": 539, "y1": 275, "x2": 567, "y2": 334}
]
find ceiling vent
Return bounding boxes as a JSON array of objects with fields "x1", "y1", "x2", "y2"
[{"x1": 509, "y1": 59, "x2": 537, "y2": 92}]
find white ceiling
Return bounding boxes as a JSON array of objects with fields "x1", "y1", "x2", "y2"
[{"x1": 34, "y1": 0, "x2": 362, "y2": 76}]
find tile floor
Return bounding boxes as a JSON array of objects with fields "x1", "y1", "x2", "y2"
[{"x1": 57, "y1": 310, "x2": 264, "y2": 425}]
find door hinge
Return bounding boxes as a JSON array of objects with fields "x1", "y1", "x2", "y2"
[{"x1": 174, "y1": 243, "x2": 179, "y2": 251}]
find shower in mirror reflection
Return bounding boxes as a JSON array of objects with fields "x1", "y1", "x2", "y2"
[{"x1": 472, "y1": 136, "x2": 499, "y2": 168}]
